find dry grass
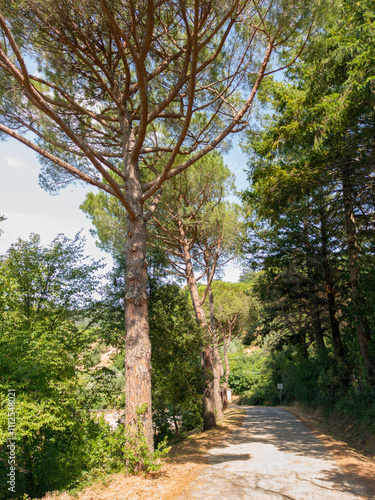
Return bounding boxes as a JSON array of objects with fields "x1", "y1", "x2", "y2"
[
  {"x1": 43, "y1": 404, "x2": 246, "y2": 500},
  {"x1": 288, "y1": 404, "x2": 375, "y2": 500}
]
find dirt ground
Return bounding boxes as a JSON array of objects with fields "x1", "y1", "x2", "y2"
[{"x1": 44, "y1": 403, "x2": 375, "y2": 500}]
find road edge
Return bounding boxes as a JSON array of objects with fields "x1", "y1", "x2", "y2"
[{"x1": 284, "y1": 405, "x2": 375, "y2": 500}]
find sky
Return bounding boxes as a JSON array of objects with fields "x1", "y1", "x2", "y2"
[{"x1": 0, "y1": 137, "x2": 249, "y2": 282}]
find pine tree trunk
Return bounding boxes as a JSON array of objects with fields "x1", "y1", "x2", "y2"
[
  {"x1": 319, "y1": 208, "x2": 344, "y2": 360},
  {"x1": 208, "y1": 285, "x2": 224, "y2": 421},
  {"x1": 221, "y1": 380, "x2": 228, "y2": 410},
  {"x1": 222, "y1": 323, "x2": 232, "y2": 410},
  {"x1": 307, "y1": 275, "x2": 326, "y2": 351},
  {"x1": 180, "y1": 233, "x2": 216, "y2": 430},
  {"x1": 124, "y1": 177, "x2": 153, "y2": 450},
  {"x1": 201, "y1": 344, "x2": 217, "y2": 430},
  {"x1": 341, "y1": 162, "x2": 375, "y2": 383},
  {"x1": 212, "y1": 338, "x2": 223, "y2": 420}
]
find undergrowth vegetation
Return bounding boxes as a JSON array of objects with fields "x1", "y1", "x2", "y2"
[
  {"x1": 0, "y1": 408, "x2": 170, "y2": 499},
  {"x1": 0, "y1": 237, "x2": 190, "y2": 499}
]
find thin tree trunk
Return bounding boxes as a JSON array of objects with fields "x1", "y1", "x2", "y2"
[
  {"x1": 208, "y1": 284, "x2": 224, "y2": 420},
  {"x1": 201, "y1": 344, "x2": 216, "y2": 430},
  {"x1": 212, "y1": 338, "x2": 224, "y2": 419},
  {"x1": 319, "y1": 207, "x2": 344, "y2": 360},
  {"x1": 124, "y1": 178, "x2": 153, "y2": 450},
  {"x1": 341, "y1": 162, "x2": 375, "y2": 383},
  {"x1": 180, "y1": 231, "x2": 216, "y2": 430},
  {"x1": 222, "y1": 322, "x2": 232, "y2": 410},
  {"x1": 283, "y1": 311, "x2": 309, "y2": 356},
  {"x1": 172, "y1": 411, "x2": 179, "y2": 436}
]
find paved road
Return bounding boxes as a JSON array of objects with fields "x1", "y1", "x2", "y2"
[{"x1": 178, "y1": 406, "x2": 366, "y2": 499}]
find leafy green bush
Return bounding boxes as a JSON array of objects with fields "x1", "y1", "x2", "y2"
[
  {"x1": 0, "y1": 404, "x2": 171, "y2": 499},
  {"x1": 0, "y1": 403, "x2": 87, "y2": 499},
  {"x1": 239, "y1": 347, "x2": 334, "y2": 406},
  {"x1": 149, "y1": 284, "x2": 203, "y2": 444},
  {"x1": 0, "y1": 235, "x2": 170, "y2": 499},
  {"x1": 228, "y1": 350, "x2": 265, "y2": 396},
  {"x1": 77, "y1": 366, "x2": 125, "y2": 411},
  {"x1": 79, "y1": 405, "x2": 169, "y2": 483}
]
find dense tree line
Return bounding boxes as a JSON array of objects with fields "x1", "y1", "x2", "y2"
[{"x1": 240, "y1": 0, "x2": 375, "y2": 413}]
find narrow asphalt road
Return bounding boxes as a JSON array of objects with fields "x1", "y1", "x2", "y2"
[{"x1": 177, "y1": 406, "x2": 366, "y2": 499}]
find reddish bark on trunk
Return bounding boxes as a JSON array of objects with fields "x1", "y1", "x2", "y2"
[
  {"x1": 208, "y1": 285, "x2": 224, "y2": 421},
  {"x1": 124, "y1": 186, "x2": 153, "y2": 450},
  {"x1": 181, "y1": 234, "x2": 216, "y2": 430}
]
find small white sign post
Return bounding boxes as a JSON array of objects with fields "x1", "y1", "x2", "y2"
[{"x1": 277, "y1": 383, "x2": 283, "y2": 405}]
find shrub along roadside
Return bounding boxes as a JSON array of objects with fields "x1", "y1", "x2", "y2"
[
  {"x1": 0, "y1": 235, "x2": 177, "y2": 499},
  {"x1": 0, "y1": 404, "x2": 170, "y2": 499}
]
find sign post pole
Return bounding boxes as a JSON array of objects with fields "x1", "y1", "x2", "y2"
[{"x1": 277, "y1": 383, "x2": 283, "y2": 405}]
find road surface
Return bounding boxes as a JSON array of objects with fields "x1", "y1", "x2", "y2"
[{"x1": 177, "y1": 406, "x2": 366, "y2": 499}]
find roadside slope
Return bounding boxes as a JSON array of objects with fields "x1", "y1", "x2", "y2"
[{"x1": 288, "y1": 405, "x2": 375, "y2": 500}]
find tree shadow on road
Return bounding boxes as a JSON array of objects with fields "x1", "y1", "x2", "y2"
[
  {"x1": 167, "y1": 405, "x2": 247, "y2": 466},
  {"x1": 171, "y1": 405, "x2": 370, "y2": 499},
  {"x1": 218, "y1": 406, "x2": 332, "y2": 458}
]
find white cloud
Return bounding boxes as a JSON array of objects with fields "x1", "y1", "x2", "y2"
[
  {"x1": 223, "y1": 261, "x2": 242, "y2": 283},
  {"x1": 5, "y1": 156, "x2": 24, "y2": 169}
]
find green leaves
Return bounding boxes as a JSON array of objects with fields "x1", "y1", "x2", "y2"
[
  {"x1": 240, "y1": 0, "x2": 375, "y2": 397},
  {"x1": 200, "y1": 280, "x2": 258, "y2": 338},
  {"x1": 0, "y1": 232, "x2": 105, "y2": 496},
  {"x1": 149, "y1": 283, "x2": 203, "y2": 440}
]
